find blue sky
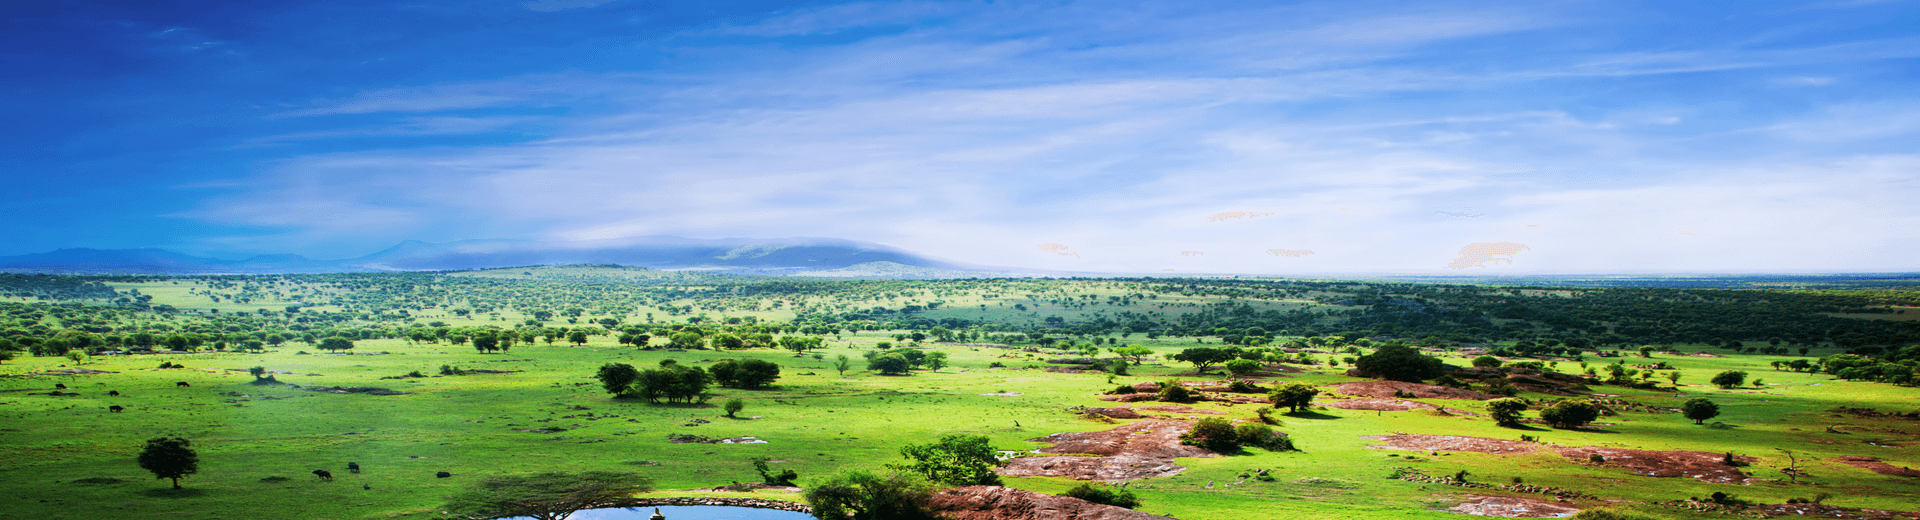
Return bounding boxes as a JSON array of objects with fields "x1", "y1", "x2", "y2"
[{"x1": 4, "y1": 0, "x2": 1918, "y2": 273}]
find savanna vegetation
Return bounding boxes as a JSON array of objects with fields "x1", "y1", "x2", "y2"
[{"x1": 1, "y1": 267, "x2": 1918, "y2": 520}]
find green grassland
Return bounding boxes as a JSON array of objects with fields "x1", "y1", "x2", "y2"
[{"x1": 1, "y1": 269, "x2": 1917, "y2": 520}]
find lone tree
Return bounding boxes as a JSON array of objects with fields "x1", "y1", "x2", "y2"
[
  {"x1": 1711, "y1": 370, "x2": 1747, "y2": 389},
  {"x1": 316, "y1": 336, "x2": 354, "y2": 352},
  {"x1": 724, "y1": 398, "x2": 746, "y2": 418},
  {"x1": 1353, "y1": 344, "x2": 1446, "y2": 382},
  {"x1": 1486, "y1": 398, "x2": 1530, "y2": 426},
  {"x1": 1472, "y1": 355, "x2": 1503, "y2": 368},
  {"x1": 868, "y1": 353, "x2": 911, "y2": 375},
  {"x1": 1268, "y1": 382, "x2": 1320, "y2": 413},
  {"x1": 893, "y1": 434, "x2": 1003, "y2": 486},
  {"x1": 1539, "y1": 400, "x2": 1603, "y2": 429},
  {"x1": 1171, "y1": 347, "x2": 1237, "y2": 374},
  {"x1": 440, "y1": 471, "x2": 652, "y2": 520},
  {"x1": 803, "y1": 470, "x2": 937, "y2": 520},
  {"x1": 137, "y1": 436, "x2": 199, "y2": 489},
  {"x1": 1682, "y1": 397, "x2": 1721, "y2": 425},
  {"x1": 833, "y1": 354, "x2": 853, "y2": 376}
]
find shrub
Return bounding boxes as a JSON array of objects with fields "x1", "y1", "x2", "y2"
[
  {"x1": 724, "y1": 398, "x2": 746, "y2": 418},
  {"x1": 1234, "y1": 423, "x2": 1295, "y2": 451},
  {"x1": 753, "y1": 457, "x2": 797, "y2": 486},
  {"x1": 1539, "y1": 400, "x2": 1603, "y2": 429},
  {"x1": 1472, "y1": 356, "x2": 1502, "y2": 368},
  {"x1": 894, "y1": 434, "x2": 1003, "y2": 486},
  {"x1": 1110, "y1": 359, "x2": 1129, "y2": 376},
  {"x1": 869, "y1": 354, "x2": 912, "y2": 375},
  {"x1": 1268, "y1": 382, "x2": 1320, "y2": 413},
  {"x1": 1061, "y1": 483, "x2": 1141, "y2": 509},
  {"x1": 1353, "y1": 344, "x2": 1446, "y2": 382},
  {"x1": 1109, "y1": 384, "x2": 1137, "y2": 394},
  {"x1": 802, "y1": 470, "x2": 937, "y2": 520},
  {"x1": 1710, "y1": 370, "x2": 1747, "y2": 389},
  {"x1": 1227, "y1": 379, "x2": 1262, "y2": 393},
  {"x1": 1485, "y1": 383, "x2": 1519, "y2": 397},
  {"x1": 1157, "y1": 381, "x2": 1196, "y2": 403},
  {"x1": 1255, "y1": 407, "x2": 1281, "y2": 425},
  {"x1": 1180, "y1": 417, "x2": 1241, "y2": 452},
  {"x1": 1225, "y1": 359, "x2": 1262, "y2": 376}
]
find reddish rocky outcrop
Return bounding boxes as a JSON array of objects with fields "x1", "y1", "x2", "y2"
[{"x1": 929, "y1": 485, "x2": 1172, "y2": 520}]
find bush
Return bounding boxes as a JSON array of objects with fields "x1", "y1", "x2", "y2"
[
  {"x1": 1484, "y1": 383, "x2": 1519, "y2": 397},
  {"x1": 1540, "y1": 400, "x2": 1603, "y2": 429},
  {"x1": 1268, "y1": 382, "x2": 1320, "y2": 413},
  {"x1": 753, "y1": 457, "x2": 797, "y2": 486},
  {"x1": 1226, "y1": 380, "x2": 1263, "y2": 393},
  {"x1": 869, "y1": 354, "x2": 912, "y2": 375},
  {"x1": 1180, "y1": 417, "x2": 1241, "y2": 452},
  {"x1": 1157, "y1": 381, "x2": 1195, "y2": 403},
  {"x1": 1225, "y1": 359, "x2": 1262, "y2": 376},
  {"x1": 1472, "y1": 356, "x2": 1502, "y2": 368},
  {"x1": 1061, "y1": 483, "x2": 1141, "y2": 509},
  {"x1": 893, "y1": 434, "x2": 1003, "y2": 486},
  {"x1": 1353, "y1": 344, "x2": 1446, "y2": 382},
  {"x1": 1109, "y1": 384, "x2": 1137, "y2": 394},
  {"x1": 1110, "y1": 359, "x2": 1129, "y2": 376},
  {"x1": 1710, "y1": 370, "x2": 1747, "y2": 389},
  {"x1": 724, "y1": 398, "x2": 746, "y2": 418},
  {"x1": 802, "y1": 470, "x2": 937, "y2": 520},
  {"x1": 1256, "y1": 407, "x2": 1281, "y2": 425},
  {"x1": 1234, "y1": 423, "x2": 1295, "y2": 451}
]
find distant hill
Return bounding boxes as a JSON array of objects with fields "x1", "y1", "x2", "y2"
[{"x1": 0, "y1": 237, "x2": 1017, "y2": 277}]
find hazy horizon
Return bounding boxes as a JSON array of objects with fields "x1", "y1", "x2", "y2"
[{"x1": 6, "y1": 0, "x2": 1918, "y2": 274}]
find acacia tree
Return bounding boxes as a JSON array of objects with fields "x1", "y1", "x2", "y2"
[
  {"x1": 1711, "y1": 371, "x2": 1747, "y2": 389},
  {"x1": 1171, "y1": 347, "x2": 1235, "y2": 374},
  {"x1": 137, "y1": 436, "x2": 199, "y2": 489},
  {"x1": 1486, "y1": 398, "x2": 1529, "y2": 426},
  {"x1": 1353, "y1": 344, "x2": 1445, "y2": 382},
  {"x1": 1539, "y1": 400, "x2": 1603, "y2": 429},
  {"x1": 440, "y1": 471, "x2": 653, "y2": 520},
  {"x1": 893, "y1": 434, "x2": 1003, "y2": 486},
  {"x1": 1268, "y1": 383, "x2": 1320, "y2": 413},
  {"x1": 1682, "y1": 397, "x2": 1720, "y2": 425}
]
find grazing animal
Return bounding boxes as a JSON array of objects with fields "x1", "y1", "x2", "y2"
[
  {"x1": 313, "y1": 470, "x2": 333, "y2": 480},
  {"x1": 347, "y1": 462, "x2": 360, "y2": 473},
  {"x1": 108, "y1": 390, "x2": 120, "y2": 397},
  {"x1": 362, "y1": 484, "x2": 370, "y2": 490},
  {"x1": 176, "y1": 382, "x2": 191, "y2": 387},
  {"x1": 108, "y1": 405, "x2": 124, "y2": 413},
  {"x1": 436, "y1": 471, "x2": 452, "y2": 478},
  {"x1": 54, "y1": 384, "x2": 67, "y2": 390}
]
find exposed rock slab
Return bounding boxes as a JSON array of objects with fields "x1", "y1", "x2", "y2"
[{"x1": 929, "y1": 485, "x2": 1172, "y2": 520}]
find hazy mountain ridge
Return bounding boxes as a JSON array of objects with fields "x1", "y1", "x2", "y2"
[{"x1": 0, "y1": 237, "x2": 981, "y2": 276}]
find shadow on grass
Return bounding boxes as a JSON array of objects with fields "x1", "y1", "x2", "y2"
[
  {"x1": 1284, "y1": 410, "x2": 1343, "y2": 420},
  {"x1": 1498, "y1": 423, "x2": 1552, "y2": 432},
  {"x1": 140, "y1": 487, "x2": 208, "y2": 498}
]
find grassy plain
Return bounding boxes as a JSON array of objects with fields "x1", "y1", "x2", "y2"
[{"x1": 1, "y1": 272, "x2": 1917, "y2": 520}]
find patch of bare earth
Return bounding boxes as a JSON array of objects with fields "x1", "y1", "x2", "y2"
[
  {"x1": 1363, "y1": 434, "x2": 1541, "y2": 455},
  {"x1": 1449, "y1": 495, "x2": 1580, "y2": 518},
  {"x1": 1329, "y1": 381, "x2": 1494, "y2": 400},
  {"x1": 1832, "y1": 456, "x2": 1920, "y2": 477},
  {"x1": 1557, "y1": 448, "x2": 1755, "y2": 483},
  {"x1": 1323, "y1": 398, "x2": 1437, "y2": 411},
  {"x1": 1131, "y1": 405, "x2": 1224, "y2": 415},
  {"x1": 929, "y1": 485, "x2": 1172, "y2": 520},
  {"x1": 1083, "y1": 408, "x2": 1147, "y2": 419},
  {"x1": 998, "y1": 421, "x2": 1213, "y2": 480},
  {"x1": 1753, "y1": 503, "x2": 1920, "y2": 520}
]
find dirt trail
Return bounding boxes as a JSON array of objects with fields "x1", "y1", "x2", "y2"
[
  {"x1": 1323, "y1": 398, "x2": 1437, "y2": 411},
  {"x1": 1832, "y1": 456, "x2": 1920, "y2": 477},
  {"x1": 998, "y1": 421, "x2": 1214, "y2": 480}
]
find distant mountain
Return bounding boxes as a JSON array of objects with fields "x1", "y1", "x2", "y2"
[{"x1": 0, "y1": 237, "x2": 1007, "y2": 277}]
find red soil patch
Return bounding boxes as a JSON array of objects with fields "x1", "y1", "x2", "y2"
[
  {"x1": 998, "y1": 421, "x2": 1214, "y2": 480},
  {"x1": 1363, "y1": 434, "x2": 1541, "y2": 455},
  {"x1": 1752, "y1": 503, "x2": 1920, "y2": 520},
  {"x1": 1832, "y1": 456, "x2": 1920, "y2": 477},
  {"x1": 1449, "y1": 495, "x2": 1580, "y2": 518},
  {"x1": 929, "y1": 485, "x2": 1173, "y2": 520},
  {"x1": 1328, "y1": 381, "x2": 1494, "y2": 400},
  {"x1": 1097, "y1": 394, "x2": 1159, "y2": 403},
  {"x1": 1132, "y1": 405, "x2": 1224, "y2": 415},
  {"x1": 1084, "y1": 408, "x2": 1147, "y2": 419},
  {"x1": 1557, "y1": 448, "x2": 1755, "y2": 483},
  {"x1": 1321, "y1": 398, "x2": 1436, "y2": 411}
]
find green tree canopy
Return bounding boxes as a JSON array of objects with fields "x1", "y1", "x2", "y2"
[
  {"x1": 893, "y1": 434, "x2": 1003, "y2": 486},
  {"x1": 1353, "y1": 344, "x2": 1446, "y2": 382},
  {"x1": 1268, "y1": 382, "x2": 1320, "y2": 413},
  {"x1": 802, "y1": 470, "x2": 937, "y2": 520},
  {"x1": 710, "y1": 358, "x2": 781, "y2": 389},
  {"x1": 137, "y1": 436, "x2": 199, "y2": 489},
  {"x1": 1682, "y1": 397, "x2": 1720, "y2": 425}
]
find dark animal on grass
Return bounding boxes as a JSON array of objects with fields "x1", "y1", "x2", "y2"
[
  {"x1": 108, "y1": 390, "x2": 119, "y2": 396},
  {"x1": 55, "y1": 383, "x2": 67, "y2": 389},
  {"x1": 176, "y1": 382, "x2": 191, "y2": 387},
  {"x1": 348, "y1": 462, "x2": 360, "y2": 473},
  {"x1": 109, "y1": 405, "x2": 124, "y2": 413},
  {"x1": 436, "y1": 471, "x2": 451, "y2": 478},
  {"x1": 313, "y1": 470, "x2": 332, "y2": 480}
]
